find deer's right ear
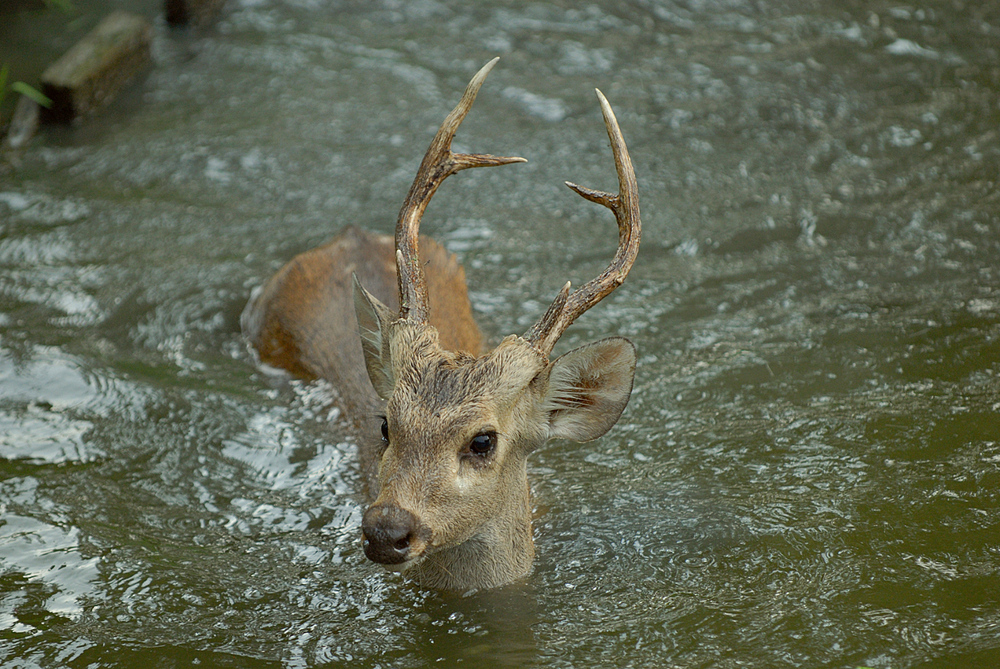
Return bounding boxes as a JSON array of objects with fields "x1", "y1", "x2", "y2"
[
  {"x1": 541, "y1": 337, "x2": 636, "y2": 443},
  {"x1": 353, "y1": 275, "x2": 396, "y2": 399}
]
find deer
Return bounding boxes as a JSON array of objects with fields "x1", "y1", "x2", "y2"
[{"x1": 241, "y1": 58, "x2": 640, "y2": 591}]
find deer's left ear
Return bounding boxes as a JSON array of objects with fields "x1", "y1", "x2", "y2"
[
  {"x1": 541, "y1": 337, "x2": 636, "y2": 442},
  {"x1": 353, "y1": 274, "x2": 396, "y2": 400}
]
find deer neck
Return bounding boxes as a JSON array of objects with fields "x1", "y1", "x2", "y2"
[{"x1": 409, "y1": 477, "x2": 534, "y2": 591}]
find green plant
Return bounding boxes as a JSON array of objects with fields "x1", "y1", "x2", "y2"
[
  {"x1": 10, "y1": 81, "x2": 52, "y2": 108},
  {"x1": 0, "y1": 63, "x2": 53, "y2": 127}
]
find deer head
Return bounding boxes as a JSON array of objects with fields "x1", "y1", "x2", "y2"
[{"x1": 355, "y1": 59, "x2": 640, "y2": 590}]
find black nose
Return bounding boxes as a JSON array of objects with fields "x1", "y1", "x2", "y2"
[{"x1": 361, "y1": 504, "x2": 427, "y2": 565}]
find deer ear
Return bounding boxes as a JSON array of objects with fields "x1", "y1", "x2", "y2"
[
  {"x1": 542, "y1": 337, "x2": 636, "y2": 442},
  {"x1": 353, "y1": 274, "x2": 396, "y2": 400}
]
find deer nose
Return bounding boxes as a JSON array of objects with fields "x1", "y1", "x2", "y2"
[{"x1": 361, "y1": 504, "x2": 428, "y2": 565}]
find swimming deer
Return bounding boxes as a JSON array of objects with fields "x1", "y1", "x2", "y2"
[{"x1": 242, "y1": 59, "x2": 640, "y2": 590}]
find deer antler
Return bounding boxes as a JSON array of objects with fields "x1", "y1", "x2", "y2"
[
  {"x1": 523, "y1": 90, "x2": 641, "y2": 357},
  {"x1": 395, "y1": 58, "x2": 526, "y2": 323}
]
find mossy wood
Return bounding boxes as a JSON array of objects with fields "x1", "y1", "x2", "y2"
[{"x1": 40, "y1": 11, "x2": 152, "y2": 123}]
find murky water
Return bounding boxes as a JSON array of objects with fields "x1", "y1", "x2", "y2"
[{"x1": 2, "y1": 0, "x2": 999, "y2": 666}]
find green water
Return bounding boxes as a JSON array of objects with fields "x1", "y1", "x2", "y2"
[{"x1": 1, "y1": 1, "x2": 998, "y2": 667}]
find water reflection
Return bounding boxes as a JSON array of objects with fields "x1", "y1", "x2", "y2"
[{"x1": 0, "y1": 479, "x2": 100, "y2": 629}]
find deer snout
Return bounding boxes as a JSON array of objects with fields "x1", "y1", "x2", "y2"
[{"x1": 361, "y1": 504, "x2": 431, "y2": 565}]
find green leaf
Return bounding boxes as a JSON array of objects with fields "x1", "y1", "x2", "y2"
[{"x1": 11, "y1": 82, "x2": 52, "y2": 108}]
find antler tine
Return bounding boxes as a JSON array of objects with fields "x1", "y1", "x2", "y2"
[
  {"x1": 524, "y1": 89, "x2": 641, "y2": 356},
  {"x1": 396, "y1": 57, "x2": 527, "y2": 323}
]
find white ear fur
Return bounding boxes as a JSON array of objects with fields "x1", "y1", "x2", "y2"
[
  {"x1": 352, "y1": 275, "x2": 396, "y2": 400},
  {"x1": 542, "y1": 337, "x2": 636, "y2": 442}
]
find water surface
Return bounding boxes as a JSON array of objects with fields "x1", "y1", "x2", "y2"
[{"x1": 1, "y1": 1, "x2": 999, "y2": 667}]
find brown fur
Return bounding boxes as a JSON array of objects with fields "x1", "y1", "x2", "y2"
[{"x1": 367, "y1": 330, "x2": 547, "y2": 589}]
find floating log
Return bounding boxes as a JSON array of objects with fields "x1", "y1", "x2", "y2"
[
  {"x1": 40, "y1": 12, "x2": 152, "y2": 124},
  {"x1": 165, "y1": 0, "x2": 227, "y2": 27}
]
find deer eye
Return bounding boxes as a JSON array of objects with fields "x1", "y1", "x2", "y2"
[
  {"x1": 380, "y1": 417, "x2": 389, "y2": 443},
  {"x1": 467, "y1": 431, "x2": 497, "y2": 458}
]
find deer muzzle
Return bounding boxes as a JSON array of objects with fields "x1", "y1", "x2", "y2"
[{"x1": 361, "y1": 503, "x2": 432, "y2": 566}]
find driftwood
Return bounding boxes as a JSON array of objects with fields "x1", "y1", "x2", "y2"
[{"x1": 40, "y1": 12, "x2": 152, "y2": 123}]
